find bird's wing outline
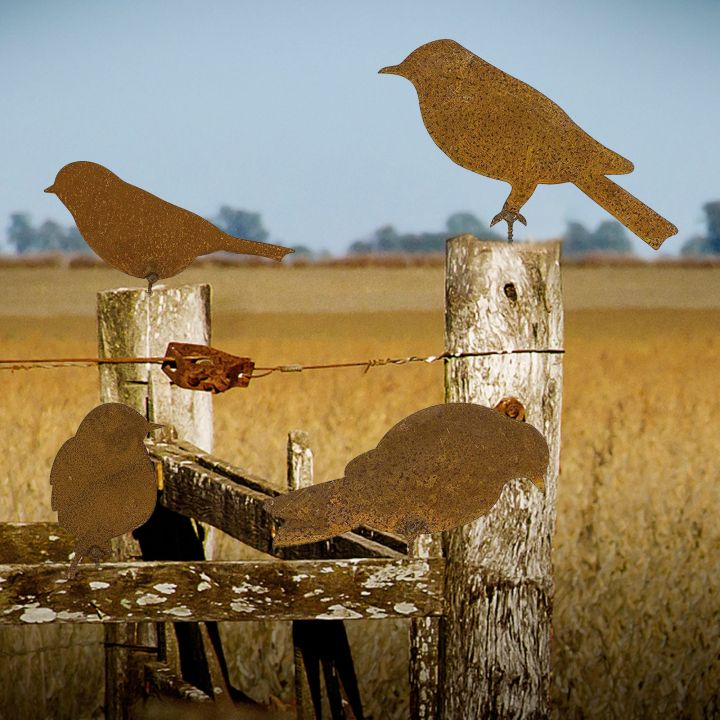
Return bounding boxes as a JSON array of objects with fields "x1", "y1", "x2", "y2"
[{"x1": 467, "y1": 56, "x2": 634, "y2": 177}]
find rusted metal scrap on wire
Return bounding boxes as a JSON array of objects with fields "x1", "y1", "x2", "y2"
[{"x1": 161, "y1": 342, "x2": 254, "y2": 393}]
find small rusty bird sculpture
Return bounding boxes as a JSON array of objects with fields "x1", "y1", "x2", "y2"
[
  {"x1": 45, "y1": 161, "x2": 294, "y2": 292},
  {"x1": 380, "y1": 39, "x2": 677, "y2": 247},
  {"x1": 263, "y1": 402, "x2": 548, "y2": 546},
  {"x1": 50, "y1": 403, "x2": 163, "y2": 577}
]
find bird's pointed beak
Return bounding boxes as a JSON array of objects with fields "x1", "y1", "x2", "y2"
[
  {"x1": 44, "y1": 185, "x2": 56, "y2": 194},
  {"x1": 379, "y1": 64, "x2": 402, "y2": 76},
  {"x1": 146, "y1": 422, "x2": 165, "y2": 433}
]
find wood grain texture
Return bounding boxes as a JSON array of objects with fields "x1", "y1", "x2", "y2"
[
  {"x1": 0, "y1": 522, "x2": 75, "y2": 563},
  {"x1": 287, "y1": 431, "x2": 319, "y2": 720},
  {"x1": 97, "y1": 284, "x2": 213, "y2": 719},
  {"x1": 0, "y1": 559, "x2": 444, "y2": 624},
  {"x1": 409, "y1": 533, "x2": 443, "y2": 720},
  {"x1": 150, "y1": 441, "x2": 404, "y2": 561},
  {"x1": 441, "y1": 236, "x2": 563, "y2": 719}
]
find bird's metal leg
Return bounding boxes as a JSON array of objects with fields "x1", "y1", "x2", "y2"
[
  {"x1": 490, "y1": 183, "x2": 535, "y2": 242},
  {"x1": 490, "y1": 206, "x2": 528, "y2": 243},
  {"x1": 145, "y1": 272, "x2": 159, "y2": 295}
]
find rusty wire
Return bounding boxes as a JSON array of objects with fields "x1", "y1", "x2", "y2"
[{"x1": 0, "y1": 348, "x2": 564, "y2": 378}]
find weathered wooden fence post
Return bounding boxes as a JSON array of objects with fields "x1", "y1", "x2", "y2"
[
  {"x1": 287, "y1": 430, "x2": 318, "y2": 719},
  {"x1": 97, "y1": 283, "x2": 213, "y2": 719},
  {"x1": 441, "y1": 236, "x2": 563, "y2": 718}
]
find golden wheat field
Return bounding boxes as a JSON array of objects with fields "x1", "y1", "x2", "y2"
[{"x1": 0, "y1": 264, "x2": 719, "y2": 720}]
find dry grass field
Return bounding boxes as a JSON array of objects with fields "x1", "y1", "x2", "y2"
[{"x1": 0, "y1": 264, "x2": 718, "y2": 719}]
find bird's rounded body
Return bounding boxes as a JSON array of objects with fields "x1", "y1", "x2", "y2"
[
  {"x1": 264, "y1": 402, "x2": 548, "y2": 546},
  {"x1": 414, "y1": 52, "x2": 633, "y2": 187},
  {"x1": 50, "y1": 403, "x2": 160, "y2": 572},
  {"x1": 45, "y1": 161, "x2": 293, "y2": 284}
]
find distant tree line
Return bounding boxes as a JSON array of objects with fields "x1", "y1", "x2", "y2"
[
  {"x1": 349, "y1": 212, "x2": 502, "y2": 254},
  {"x1": 679, "y1": 201, "x2": 720, "y2": 256},
  {"x1": 562, "y1": 219, "x2": 633, "y2": 255},
  {"x1": 5, "y1": 200, "x2": 720, "y2": 257}
]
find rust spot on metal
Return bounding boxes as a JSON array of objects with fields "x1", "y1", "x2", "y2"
[
  {"x1": 493, "y1": 397, "x2": 526, "y2": 422},
  {"x1": 380, "y1": 39, "x2": 677, "y2": 249},
  {"x1": 161, "y1": 342, "x2": 254, "y2": 393}
]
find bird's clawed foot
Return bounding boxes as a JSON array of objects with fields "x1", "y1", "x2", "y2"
[
  {"x1": 490, "y1": 208, "x2": 527, "y2": 242},
  {"x1": 145, "y1": 273, "x2": 159, "y2": 295}
]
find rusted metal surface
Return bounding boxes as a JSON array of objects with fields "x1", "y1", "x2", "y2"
[
  {"x1": 494, "y1": 396, "x2": 527, "y2": 422},
  {"x1": 380, "y1": 39, "x2": 677, "y2": 248},
  {"x1": 0, "y1": 558, "x2": 444, "y2": 625},
  {"x1": 45, "y1": 161, "x2": 293, "y2": 291},
  {"x1": 150, "y1": 441, "x2": 405, "y2": 560},
  {"x1": 161, "y1": 342, "x2": 255, "y2": 393},
  {"x1": 49, "y1": 403, "x2": 163, "y2": 577},
  {"x1": 264, "y1": 402, "x2": 548, "y2": 547}
]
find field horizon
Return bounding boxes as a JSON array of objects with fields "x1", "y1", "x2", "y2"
[{"x1": 0, "y1": 265, "x2": 718, "y2": 719}]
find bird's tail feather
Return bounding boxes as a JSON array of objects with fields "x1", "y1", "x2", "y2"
[
  {"x1": 217, "y1": 235, "x2": 294, "y2": 262},
  {"x1": 574, "y1": 175, "x2": 677, "y2": 250},
  {"x1": 263, "y1": 480, "x2": 356, "y2": 547}
]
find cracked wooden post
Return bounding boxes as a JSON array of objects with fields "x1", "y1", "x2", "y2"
[
  {"x1": 441, "y1": 236, "x2": 563, "y2": 719},
  {"x1": 287, "y1": 430, "x2": 318, "y2": 719},
  {"x1": 97, "y1": 283, "x2": 213, "y2": 720},
  {"x1": 409, "y1": 532, "x2": 443, "y2": 720}
]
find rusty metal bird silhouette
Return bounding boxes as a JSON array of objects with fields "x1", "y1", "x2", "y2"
[
  {"x1": 379, "y1": 39, "x2": 677, "y2": 247},
  {"x1": 50, "y1": 403, "x2": 163, "y2": 577},
  {"x1": 45, "y1": 161, "x2": 294, "y2": 292},
  {"x1": 263, "y1": 402, "x2": 548, "y2": 546}
]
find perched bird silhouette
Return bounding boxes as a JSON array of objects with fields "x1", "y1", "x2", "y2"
[
  {"x1": 263, "y1": 402, "x2": 548, "y2": 546},
  {"x1": 50, "y1": 403, "x2": 163, "y2": 577},
  {"x1": 380, "y1": 39, "x2": 677, "y2": 248},
  {"x1": 45, "y1": 161, "x2": 294, "y2": 292}
]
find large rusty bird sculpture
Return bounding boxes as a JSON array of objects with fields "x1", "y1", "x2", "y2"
[
  {"x1": 45, "y1": 161, "x2": 294, "y2": 291},
  {"x1": 380, "y1": 39, "x2": 677, "y2": 248},
  {"x1": 264, "y1": 402, "x2": 548, "y2": 546},
  {"x1": 50, "y1": 403, "x2": 163, "y2": 577}
]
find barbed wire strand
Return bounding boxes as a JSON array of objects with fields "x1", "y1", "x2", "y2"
[{"x1": 0, "y1": 348, "x2": 564, "y2": 377}]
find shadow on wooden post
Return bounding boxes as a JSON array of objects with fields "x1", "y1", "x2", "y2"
[{"x1": 441, "y1": 235, "x2": 563, "y2": 719}]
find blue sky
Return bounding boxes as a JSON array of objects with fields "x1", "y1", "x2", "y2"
[{"x1": 1, "y1": 0, "x2": 718, "y2": 256}]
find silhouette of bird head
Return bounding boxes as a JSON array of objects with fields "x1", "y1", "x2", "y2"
[
  {"x1": 75, "y1": 402, "x2": 164, "y2": 455},
  {"x1": 44, "y1": 160, "x2": 115, "y2": 208},
  {"x1": 379, "y1": 39, "x2": 472, "y2": 85}
]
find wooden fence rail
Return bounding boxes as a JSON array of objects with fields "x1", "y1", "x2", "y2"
[{"x1": 0, "y1": 236, "x2": 562, "y2": 720}]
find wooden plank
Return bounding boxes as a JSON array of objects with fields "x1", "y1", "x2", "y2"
[
  {"x1": 151, "y1": 442, "x2": 405, "y2": 561},
  {"x1": 0, "y1": 558, "x2": 444, "y2": 624},
  {"x1": 176, "y1": 438, "x2": 410, "y2": 554},
  {"x1": 441, "y1": 237, "x2": 562, "y2": 718},
  {"x1": 0, "y1": 522, "x2": 75, "y2": 564}
]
